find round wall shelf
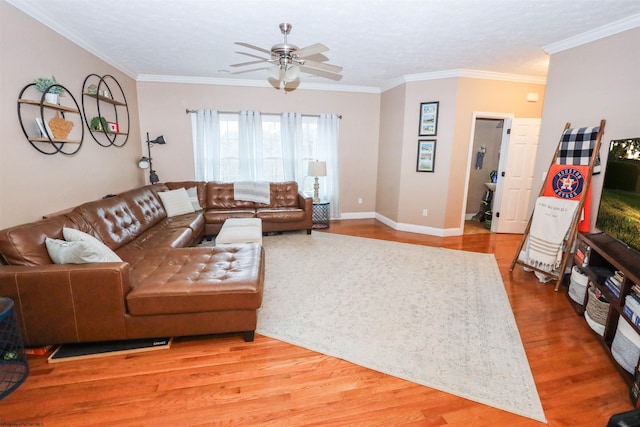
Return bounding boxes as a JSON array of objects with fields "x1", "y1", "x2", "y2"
[
  {"x1": 81, "y1": 74, "x2": 130, "y2": 147},
  {"x1": 17, "y1": 83, "x2": 84, "y2": 156}
]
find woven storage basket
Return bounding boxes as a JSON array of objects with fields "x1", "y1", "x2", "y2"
[
  {"x1": 569, "y1": 266, "x2": 588, "y2": 304},
  {"x1": 586, "y1": 286, "x2": 609, "y2": 327},
  {"x1": 585, "y1": 310, "x2": 605, "y2": 336},
  {"x1": 612, "y1": 316, "x2": 640, "y2": 374}
]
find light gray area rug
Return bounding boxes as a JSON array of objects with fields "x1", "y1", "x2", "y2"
[{"x1": 257, "y1": 232, "x2": 546, "y2": 423}]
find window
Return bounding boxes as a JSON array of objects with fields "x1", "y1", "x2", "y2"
[
  {"x1": 192, "y1": 110, "x2": 339, "y2": 218},
  {"x1": 261, "y1": 115, "x2": 283, "y2": 182},
  {"x1": 219, "y1": 113, "x2": 239, "y2": 182},
  {"x1": 216, "y1": 113, "x2": 319, "y2": 188}
]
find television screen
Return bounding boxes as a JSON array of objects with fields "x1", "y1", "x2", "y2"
[{"x1": 595, "y1": 138, "x2": 640, "y2": 253}]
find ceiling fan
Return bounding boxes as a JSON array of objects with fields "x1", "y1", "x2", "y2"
[{"x1": 231, "y1": 23, "x2": 343, "y2": 88}]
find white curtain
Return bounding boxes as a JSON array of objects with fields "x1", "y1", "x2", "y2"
[
  {"x1": 238, "y1": 110, "x2": 263, "y2": 181},
  {"x1": 280, "y1": 112, "x2": 303, "y2": 184},
  {"x1": 317, "y1": 114, "x2": 341, "y2": 218},
  {"x1": 190, "y1": 109, "x2": 220, "y2": 181}
]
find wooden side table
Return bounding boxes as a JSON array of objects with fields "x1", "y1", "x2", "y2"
[{"x1": 312, "y1": 201, "x2": 330, "y2": 229}]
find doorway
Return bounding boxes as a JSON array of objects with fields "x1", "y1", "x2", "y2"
[
  {"x1": 462, "y1": 114, "x2": 541, "y2": 235},
  {"x1": 463, "y1": 113, "x2": 513, "y2": 234}
]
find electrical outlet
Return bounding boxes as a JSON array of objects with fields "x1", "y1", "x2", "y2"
[
  {"x1": 422, "y1": 209, "x2": 428, "y2": 217},
  {"x1": 358, "y1": 198, "x2": 363, "y2": 204}
]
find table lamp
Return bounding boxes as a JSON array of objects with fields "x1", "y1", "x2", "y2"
[{"x1": 307, "y1": 160, "x2": 327, "y2": 202}]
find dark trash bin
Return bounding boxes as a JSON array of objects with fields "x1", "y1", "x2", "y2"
[{"x1": 0, "y1": 297, "x2": 29, "y2": 400}]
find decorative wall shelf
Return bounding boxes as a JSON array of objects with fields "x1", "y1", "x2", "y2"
[
  {"x1": 81, "y1": 74, "x2": 130, "y2": 147},
  {"x1": 17, "y1": 83, "x2": 84, "y2": 155}
]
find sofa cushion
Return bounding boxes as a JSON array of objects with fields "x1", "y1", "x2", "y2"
[
  {"x1": 116, "y1": 228, "x2": 194, "y2": 259},
  {"x1": 61, "y1": 227, "x2": 123, "y2": 262},
  {"x1": 119, "y1": 186, "x2": 167, "y2": 230},
  {"x1": 45, "y1": 236, "x2": 122, "y2": 264},
  {"x1": 0, "y1": 215, "x2": 77, "y2": 266},
  {"x1": 186, "y1": 187, "x2": 203, "y2": 211},
  {"x1": 165, "y1": 181, "x2": 207, "y2": 210},
  {"x1": 125, "y1": 245, "x2": 264, "y2": 316},
  {"x1": 204, "y1": 209, "x2": 256, "y2": 225},
  {"x1": 206, "y1": 182, "x2": 256, "y2": 210},
  {"x1": 73, "y1": 196, "x2": 143, "y2": 250},
  {"x1": 266, "y1": 181, "x2": 300, "y2": 208},
  {"x1": 256, "y1": 208, "x2": 307, "y2": 223},
  {"x1": 158, "y1": 188, "x2": 195, "y2": 217}
]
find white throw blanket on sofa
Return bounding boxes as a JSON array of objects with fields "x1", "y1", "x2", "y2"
[
  {"x1": 527, "y1": 196, "x2": 579, "y2": 272},
  {"x1": 234, "y1": 181, "x2": 270, "y2": 204}
]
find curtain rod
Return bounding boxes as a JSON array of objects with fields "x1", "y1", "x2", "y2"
[{"x1": 185, "y1": 109, "x2": 341, "y2": 119}]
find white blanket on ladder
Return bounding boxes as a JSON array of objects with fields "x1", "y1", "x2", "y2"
[
  {"x1": 527, "y1": 196, "x2": 579, "y2": 272},
  {"x1": 234, "y1": 181, "x2": 271, "y2": 204}
]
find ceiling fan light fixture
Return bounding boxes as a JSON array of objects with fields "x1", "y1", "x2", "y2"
[
  {"x1": 269, "y1": 66, "x2": 281, "y2": 80},
  {"x1": 284, "y1": 65, "x2": 299, "y2": 82}
]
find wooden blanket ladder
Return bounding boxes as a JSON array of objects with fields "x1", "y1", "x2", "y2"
[{"x1": 509, "y1": 119, "x2": 606, "y2": 291}]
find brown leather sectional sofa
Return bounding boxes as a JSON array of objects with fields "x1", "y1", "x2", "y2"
[{"x1": 0, "y1": 181, "x2": 312, "y2": 347}]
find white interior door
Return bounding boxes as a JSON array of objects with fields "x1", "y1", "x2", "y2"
[{"x1": 492, "y1": 118, "x2": 541, "y2": 234}]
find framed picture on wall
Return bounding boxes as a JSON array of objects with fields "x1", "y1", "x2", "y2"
[
  {"x1": 418, "y1": 101, "x2": 439, "y2": 136},
  {"x1": 416, "y1": 139, "x2": 436, "y2": 172}
]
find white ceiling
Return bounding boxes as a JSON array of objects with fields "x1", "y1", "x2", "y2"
[{"x1": 9, "y1": 0, "x2": 640, "y2": 91}]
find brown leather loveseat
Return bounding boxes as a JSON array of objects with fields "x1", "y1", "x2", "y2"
[
  {"x1": 0, "y1": 181, "x2": 312, "y2": 347},
  {"x1": 166, "y1": 180, "x2": 313, "y2": 235}
]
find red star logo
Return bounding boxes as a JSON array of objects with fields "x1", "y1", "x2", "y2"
[{"x1": 560, "y1": 176, "x2": 575, "y2": 190}]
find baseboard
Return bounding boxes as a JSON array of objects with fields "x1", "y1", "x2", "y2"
[
  {"x1": 374, "y1": 213, "x2": 462, "y2": 237},
  {"x1": 336, "y1": 211, "x2": 376, "y2": 220},
  {"x1": 335, "y1": 212, "x2": 463, "y2": 236}
]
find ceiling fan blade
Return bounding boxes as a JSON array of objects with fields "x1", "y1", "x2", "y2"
[
  {"x1": 299, "y1": 66, "x2": 343, "y2": 81},
  {"x1": 295, "y1": 43, "x2": 328, "y2": 58},
  {"x1": 235, "y1": 42, "x2": 272, "y2": 55},
  {"x1": 301, "y1": 60, "x2": 343, "y2": 74},
  {"x1": 302, "y1": 53, "x2": 330, "y2": 63},
  {"x1": 236, "y1": 51, "x2": 270, "y2": 61},
  {"x1": 230, "y1": 59, "x2": 268, "y2": 68}
]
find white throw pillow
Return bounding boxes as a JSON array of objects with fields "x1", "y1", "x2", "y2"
[
  {"x1": 62, "y1": 227, "x2": 122, "y2": 262},
  {"x1": 158, "y1": 188, "x2": 196, "y2": 217},
  {"x1": 186, "y1": 187, "x2": 203, "y2": 211},
  {"x1": 45, "y1": 237, "x2": 121, "y2": 264}
]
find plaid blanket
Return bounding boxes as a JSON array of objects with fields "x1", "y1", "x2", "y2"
[{"x1": 556, "y1": 126, "x2": 601, "y2": 174}]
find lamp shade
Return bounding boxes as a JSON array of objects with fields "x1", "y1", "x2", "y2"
[
  {"x1": 150, "y1": 135, "x2": 166, "y2": 145},
  {"x1": 307, "y1": 161, "x2": 327, "y2": 177}
]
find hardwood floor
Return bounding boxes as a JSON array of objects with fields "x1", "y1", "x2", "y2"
[{"x1": 1, "y1": 219, "x2": 634, "y2": 426}]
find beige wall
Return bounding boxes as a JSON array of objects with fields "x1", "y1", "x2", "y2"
[
  {"x1": 378, "y1": 77, "x2": 544, "y2": 234},
  {"x1": 136, "y1": 82, "x2": 381, "y2": 216},
  {"x1": 0, "y1": 1, "x2": 142, "y2": 229},
  {"x1": 375, "y1": 85, "x2": 405, "y2": 221},
  {"x1": 534, "y1": 27, "x2": 640, "y2": 231},
  {"x1": 447, "y1": 78, "x2": 545, "y2": 231},
  {"x1": 398, "y1": 78, "x2": 459, "y2": 231}
]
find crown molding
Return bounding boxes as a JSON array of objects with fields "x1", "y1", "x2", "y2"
[
  {"x1": 136, "y1": 74, "x2": 380, "y2": 94},
  {"x1": 544, "y1": 13, "x2": 640, "y2": 54},
  {"x1": 455, "y1": 69, "x2": 546, "y2": 84},
  {"x1": 381, "y1": 69, "x2": 546, "y2": 92}
]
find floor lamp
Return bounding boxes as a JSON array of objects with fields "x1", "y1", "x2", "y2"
[
  {"x1": 307, "y1": 160, "x2": 327, "y2": 202},
  {"x1": 137, "y1": 133, "x2": 166, "y2": 184}
]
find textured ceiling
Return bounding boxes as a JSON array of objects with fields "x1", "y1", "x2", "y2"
[{"x1": 8, "y1": 0, "x2": 640, "y2": 90}]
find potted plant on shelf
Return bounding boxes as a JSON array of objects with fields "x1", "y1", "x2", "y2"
[
  {"x1": 90, "y1": 116, "x2": 109, "y2": 132},
  {"x1": 35, "y1": 76, "x2": 65, "y2": 104}
]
